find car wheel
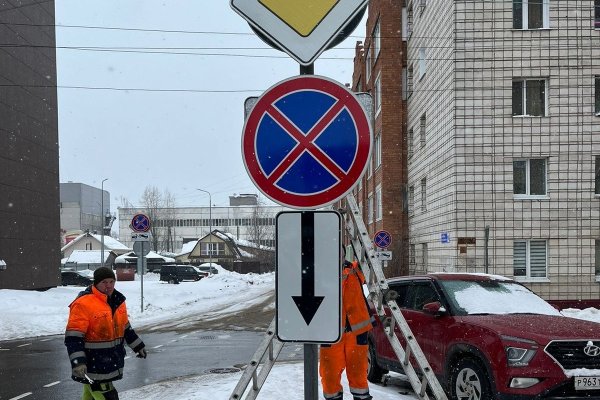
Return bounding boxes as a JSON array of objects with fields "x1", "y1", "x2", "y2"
[
  {"x1": 449, "y1": 358, "x2": 492, "y2": 400},
  {"x1": 367, "y1": 340, "x2": 388, "y2": 383}
]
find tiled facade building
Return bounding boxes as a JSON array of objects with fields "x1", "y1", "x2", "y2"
[
  {"x1": 351, "y1": 0, "x2": 600, "y2": 301},
  {"x1": 0, "y1": 1, "x2": 60, "y2": 290}
]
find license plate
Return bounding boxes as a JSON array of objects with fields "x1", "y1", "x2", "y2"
[{"x1": 574, "y1": 376, "x2": 600, "y2": 390}]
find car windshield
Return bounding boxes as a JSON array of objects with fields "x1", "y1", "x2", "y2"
[{"x1": 439, "y1": 279, "x2": 561, "y2": 316}]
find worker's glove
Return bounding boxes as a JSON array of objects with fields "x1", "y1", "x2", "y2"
[
  {"x1": 136, "y1": 348, "x2": 147, "y2": 359},
  {"x1": 72, "y1": 364, "x2": 87, "y2": 379}
]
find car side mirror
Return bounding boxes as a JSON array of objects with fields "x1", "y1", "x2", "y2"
[{"x1": 422, "y1": 301, "x2": 446, "y2": 316}]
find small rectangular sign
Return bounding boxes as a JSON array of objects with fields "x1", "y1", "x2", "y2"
[{"x1": 276, "y1": 211, "x2": 341, "y2": 343}]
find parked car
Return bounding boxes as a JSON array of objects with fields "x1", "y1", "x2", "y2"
[
  {"x1": 61, "y1": 270, "x2": 94, "y2": 286},
  {"x1": 367, "y1": 273, "x2": 600, "y2": 400},
  {"x1": 196, "y1": 265, "x2": 219, "y2": 275},
  {"x1": 159, "y1": 264, "x2": 206, "y2": 283}
]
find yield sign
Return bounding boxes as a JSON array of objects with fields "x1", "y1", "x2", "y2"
[
  {"x1": 242, "y1": 75, "x2": 372, "y2": 209},
  {"x1": 276, "y1": 210, "x2": 341, "y2": 343},
  {"x1": 230, "y1": 0, "x2": 367, "y2": 65}
]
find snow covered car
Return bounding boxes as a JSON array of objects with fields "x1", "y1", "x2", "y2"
[{"x1": 367, "y1": 273, "x2": 600, "y2": 399}]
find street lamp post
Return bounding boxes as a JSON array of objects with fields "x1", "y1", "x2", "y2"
[
  {"x1": 196, "y1": 188, "x2": 212, "y2": 264},
  {"x1": 100, "y1": 178, "x2": 108, "y2": 268}
]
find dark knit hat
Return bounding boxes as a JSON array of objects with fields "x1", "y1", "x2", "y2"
[{"x1": 94, "y1": 267, "x2": 116, "y2": 285}]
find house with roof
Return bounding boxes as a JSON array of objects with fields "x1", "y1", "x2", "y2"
[
  {"x1": 60, "y1": 233, "x2": 131, "y2": 271},
  {"x1": 175, "y1": 230, "x2": 275, "y2": 273}
]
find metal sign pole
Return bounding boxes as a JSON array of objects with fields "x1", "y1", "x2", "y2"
[
  {"x1": 300, "y1": 62, "x2": 319, "y2": 400},
  {"x1": 137, "y1": 245, "x2": 144, "y2": 313}
]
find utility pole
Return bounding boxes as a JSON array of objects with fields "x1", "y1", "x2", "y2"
[
  {"x1": 197, "y1": 188, "x2": 212, "y2": 264},
  {"x1": 100, "y1": 178, "x2": 108, "y2": 267}
]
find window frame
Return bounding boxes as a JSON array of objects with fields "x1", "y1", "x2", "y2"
[
  {"x1": 418, "y1": 47, "x2": 426, "y2": 80},
  {"x1": 375, "y1": 184, "x2": 382, "y2": 221},
  {"x1": 420, "y1": 177, "x2": 427, "y2": 211},
  {"x1": 595, "y1": 0, "x2": 600, "y2": 29},
  {"x1": 513, "y1": 158, "x2": 548, "y2": 198},
  {"x1": 513, "y1": 0, "x2": 550, "y2": 30},
  {"x1": 374, "y1": 72, "x2": 382, "y2": 116},
  {"x1": 513, "y1": 239, "x2": 548, "y2": 281},
  {"x1": 512, "y1": 78, "x2": 548, "y2": 117},
  {"x1": 367, "y1": 192, "x2": 374, "y2": 224},
  {"x1": 595, "y1": 76, "x2": 599, "y2": 116},
  {"x1": 374, "y1": 131, "x2": 382, "y2": 169},
  {"x1": 365, "y1": 46, "x2": 372, "y2": 81},
  {"x1": 596, "y1": 156, "x2": 600, "y2": 196},
  {"x1": 373, "y1": 18, "x2": 381, "y2": 61},
  {"x1": 420, "y1": 113, "x2": 426, "y2": 148}
]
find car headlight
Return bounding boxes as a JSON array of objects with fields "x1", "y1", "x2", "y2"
[
  {"x1": 506, "y1": 346, "x2": 536, "y2": 366},
  {"x1": 501, "y1": 335, "x2": 537, "y2": 367}
]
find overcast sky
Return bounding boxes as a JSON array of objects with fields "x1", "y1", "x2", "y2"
[{"x1": 55, "y1": 1, "x2": 366, "y2": 211}]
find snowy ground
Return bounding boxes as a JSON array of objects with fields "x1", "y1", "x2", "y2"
[{"x1": 1, "y1": 266, "x2": 599, "y2": 399}]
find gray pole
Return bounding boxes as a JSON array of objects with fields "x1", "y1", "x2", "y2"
[
  {"x1": 197, "y1": 189, "x2": 212, "y2": 264},
  {"x1": 300, "y1": 62, "x2": 319, "y2": 400},
  {"x1": 100, "y1": 178, "x2": 108, "y2": 267}
]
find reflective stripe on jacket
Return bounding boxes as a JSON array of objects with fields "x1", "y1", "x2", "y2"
[
  {"x1": 342, "y1": 261, "x2": 372, "y2": 335},
  {"x1": 64, "y1": 285, "x2": 144, "y2": 383}
]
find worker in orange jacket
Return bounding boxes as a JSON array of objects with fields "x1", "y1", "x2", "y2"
[
  {"x1": 320, "y1": 258, "x2": 373, "y2": 400},
  {"x1": 65, "y1": 267, "x2": 146, "y2": 400}
]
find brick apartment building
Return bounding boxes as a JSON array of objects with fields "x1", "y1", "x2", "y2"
[{"x1": 343, "y1": 0, "x2": 407, "y2": 277}]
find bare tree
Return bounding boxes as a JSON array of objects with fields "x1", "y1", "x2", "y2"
[
  {"x1": 138, "y1": 186, "x2": 178, "y2": 252},
  {"x1": 247, "y1": 197, "x2": 276, "y2": 269}
]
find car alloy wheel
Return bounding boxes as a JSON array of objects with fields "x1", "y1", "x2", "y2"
[
  {"x1": 366, "y1": 340, "x2": 387, "y2": 383},
  {"x1": 450, "y1": 358, "x2": 491, "y2": 400}
]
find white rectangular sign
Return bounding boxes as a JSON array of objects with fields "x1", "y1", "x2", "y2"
[{"x1": 276, "y1": 211, "x2": 341, "y2": 343}]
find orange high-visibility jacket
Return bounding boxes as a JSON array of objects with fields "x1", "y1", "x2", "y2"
[
  {"x1": 64, "y1": 285, "x2": 144, "y2": 383},
  {"x1": 342, "y1": 261, "x2": 372, "y2": 335}
]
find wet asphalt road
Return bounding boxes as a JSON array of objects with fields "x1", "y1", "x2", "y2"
[{"x1": 0, "y1": 330, "x2": 304, "y2": 400}]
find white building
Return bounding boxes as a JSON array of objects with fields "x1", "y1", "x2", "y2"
[
  {"x1": 118, "y1": 194, "x2": 288, "y2": 252},
  {"x1": 405, "y1": 0, "x2": 600, "y2": 301}
]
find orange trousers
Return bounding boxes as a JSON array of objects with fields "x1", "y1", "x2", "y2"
[{"x1": 319, "y1": 331, "x2": 370, "y2": 399}]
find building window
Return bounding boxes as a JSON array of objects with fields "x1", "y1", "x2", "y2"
[
  {"x1": 374, "y1": 132, "x2": 382, "y2": 168},
  {"x1": 368, "y1": 193, "x2": 373, "y2": 223},
  {"x1": 201, "y1": 242, "x2": 225, "y2": 256},
  {"x1": 513, "y1": 0, "x2": 549, "y2": 29},
  {"x1": 374, "y1": 73, "x2": 382, "y2": 115},
  {"x1": 410, "y1": 244, "x2": 416, "y2": 265},
  {"x1": 513, "y1": 240, "x2": 547, "y2": 278},
  {"x1": 513, "y1": 79, "x2": 546, "y2": 116},
  {"x1": 407, "y1": 65, "x2": 414, "y2": 98},
  {"x1": 595, "y1": 76, "x2": 599, "y2": 115},
  {"x1": 595, "y1": 0, "x2": 600, "y2": 29},
  {"x1": 373, "y1": 19, "x2": 380, "y2": 60},
  {"x1": 407, "y1": 5, "x2": 414, "y2": 38},
  {"x1": 376, "y1": 185, "x2": 382, "y2": 221},
  {"x1": 418, "y1": 47, "x2": 426, "y2": 79},
  {"x1": 408, "y1": 128, "x2": 414, "y2": 159},
  {"x1": 596, "y1": 156, "x2": 600, "y2": 195},
  {"x1": 421, "y1": 177, "x2": 427, "y2": 211},
  {"x1": 420, "y1": 113, "x2": 426, "y2": 147},
  {"x1": 513, "y1": 159, "x2": 547, "y2": 196},
  {"x1": 409, "y1": 185, "x2": 415, "y2": 214},
  {"x1": 596, "y1": 240, "x2": 600, "y2": 276},
  {"x1": 365, "y1": 46, "x2": 372, "y2": 81},
  {"x1": 421, "y1": 243, "x2": 428, "y2": 270}
]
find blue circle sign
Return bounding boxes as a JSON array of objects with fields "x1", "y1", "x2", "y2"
[
  {"x1": 242, "y1": 75, "x2": 372, "y2": 209},
  {"x1": 131, "y1": 213, "x2": 151, "y2": 233},
  {"x1": 374, "y1": 230, "x2": 392, "y2": 249}
]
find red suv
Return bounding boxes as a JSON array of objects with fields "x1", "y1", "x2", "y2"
[{"x1": 367, "y1": 273, "x2": 600, "y2": 399}]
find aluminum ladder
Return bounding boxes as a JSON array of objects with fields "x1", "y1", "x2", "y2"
[
  {"x1": 343, "y1": 193, "x2": 448, "y2": 400},
  {"x1": 229, "y1": 319, "x2": 284, "y2": 400}
]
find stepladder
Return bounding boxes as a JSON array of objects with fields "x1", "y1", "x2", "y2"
[{"x1": 342, "y1": 193, "x2": 448, "y2": 400}]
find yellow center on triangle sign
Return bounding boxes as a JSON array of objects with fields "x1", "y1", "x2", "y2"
[
  {"x1": 258, "y1": 0, "x2": 339, "y2": 37},
  {"x1": 230, "y1": 0, "x2": 367, "y2": 65}
]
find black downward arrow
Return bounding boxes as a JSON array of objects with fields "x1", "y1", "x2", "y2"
[{"x1": 292, "y1": 211, "x2": 324, "y2": 325}]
